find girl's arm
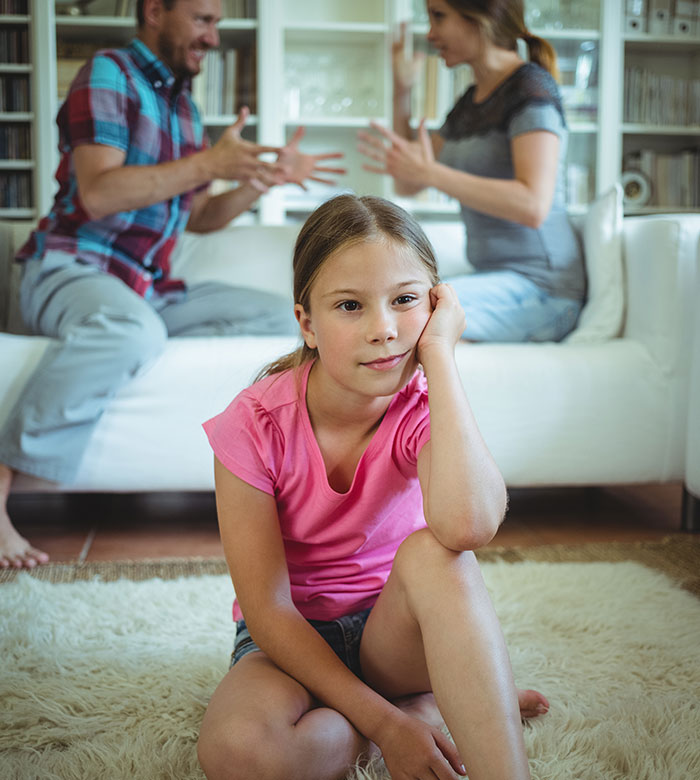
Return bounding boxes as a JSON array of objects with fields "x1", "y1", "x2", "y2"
[
  {"x1": 214, "y1": 458, "x2": 465, "y2": 777},
  {"x1": 416, "y1": 286, "x2": 507, "y2": 551},
  {"x1": 359, "y1": 122, "x2": 559, "y2": 228}
]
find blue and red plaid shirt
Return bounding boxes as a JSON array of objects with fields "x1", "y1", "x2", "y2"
[{"x1": 16, "y1": 38, "x2": 209, "y2": 298}]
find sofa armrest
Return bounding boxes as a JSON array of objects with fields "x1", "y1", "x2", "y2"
[
  {"x1": 622, "y1": 214, "x2": 700, "y2": 371},
  {"x1": 0, "y1": 220, "x2": 33, "y2": 335},
  {"x1": 685, "y1": 229, "x2": 700, "y2": 500}
]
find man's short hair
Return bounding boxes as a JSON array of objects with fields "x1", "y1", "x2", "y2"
[{"x1": 136, "y1": 0, "x2": 178, "y2": 27}]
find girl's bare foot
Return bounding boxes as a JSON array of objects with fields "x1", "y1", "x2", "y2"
[
  {"x1": 0, "y1": 510, "x2": 50, "y2": 569},
  {"x1": 393, "y1": 692, "x2": 445, "y2": 730},
  {"x1": 518, "y1": 688, "x2": 549, "y2": 719},
  {"x1": 395, "y1": 688, "x2": 548, "y2": 727}
]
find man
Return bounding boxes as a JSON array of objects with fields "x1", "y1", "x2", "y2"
[{"x1": 0, "y1": 0, "x2": 344, "y2": 568}]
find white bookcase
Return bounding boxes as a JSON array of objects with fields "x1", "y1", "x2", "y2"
[
  {"x1": 15, "y1": 0, "x2": 700, "y2": 225},
  {"x1": 0, "y1": 0, "x2": 55, "y2": 220}
]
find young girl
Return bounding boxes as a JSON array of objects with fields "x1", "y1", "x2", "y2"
[
  {"x1": 358, "y1": 0, "x2": 585, "y2": 343},
  {"x1": 198, "y1": 194, "x2": 548, "y2": 780}
]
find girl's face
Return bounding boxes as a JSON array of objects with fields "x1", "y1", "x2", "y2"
[
  {"x1": 426, "y1": 0, "x2": 482, "y2": 67},
  {"x1": 295, "y1": 239, "x2": 434, "y2": 403}
]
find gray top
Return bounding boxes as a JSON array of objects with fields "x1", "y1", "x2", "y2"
[{"x1": 439, "y1": 63, "x2": 585, "y2": 301}]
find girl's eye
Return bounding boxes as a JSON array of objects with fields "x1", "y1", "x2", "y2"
[
  {"x1": 395, "y1": 295, "x2": 416, "y2": 305},
  {"x1": 339, "y1": 301, "x2": 360, "y2": 312}
]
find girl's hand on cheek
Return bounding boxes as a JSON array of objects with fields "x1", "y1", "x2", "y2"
[{"x1": 417, "y1": 283, "x2": 466, "y2": 361}]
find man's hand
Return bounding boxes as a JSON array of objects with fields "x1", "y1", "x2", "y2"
[
  {"x1": 278, "y1": 127, "x2": 346, "y2": 190},
  {"x1": 207, "y1": 106, "x2": 288, "y2": 185}
]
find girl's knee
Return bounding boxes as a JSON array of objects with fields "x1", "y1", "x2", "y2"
[
  {"x1": 393, "y1": 528, "x2": 478, "y2": 585},
  {"x1": 197, "y1": 718, "x2": 290, "y2": 780}
]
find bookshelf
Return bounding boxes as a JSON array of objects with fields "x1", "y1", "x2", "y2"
[
  {"x1": 0, "y1": 1, "x2": 34, "y2": 218},
  {"x1": 16, "y1": 0, "x2": 700, "y2": 225},
  {"x1": 621, "y1": 32, "x2": 700, "y2": 213}
]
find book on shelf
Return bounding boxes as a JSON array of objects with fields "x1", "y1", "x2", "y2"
[
  {"x1": 0, "y1": 171, "x2": 32, "y2": 208},
  {"x1": 222, "y1": 0, "x2": 256, "y2": 18},
  {"x1": 0, "y1": 27, "x2": 29, "y2": 64},
  {"x1": 625, "y1": 66, "x2": 700, "y2": 126},
  {"x1": 223, "y1": 49, "x2": 238, "y2": 115},
  {"x1": 191, "y1": 48, "x2": 243, "y2": 118},
  {"x1": 0, "y1": 124, "x2": 31, "y2": 159},
  {"x1": 0, "y1": 0, "x2": 29, "y2": 13},
  {"x1": 0, "y1": 73, "x2": 30, "y2": 112}
]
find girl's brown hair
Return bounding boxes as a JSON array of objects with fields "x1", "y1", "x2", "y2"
[
  {"x1": 257, "y1": 194, "x2": 439, "y2": 381},
  {"x1": 445, "y1": 0, "x2": 560, "y2": 81}
]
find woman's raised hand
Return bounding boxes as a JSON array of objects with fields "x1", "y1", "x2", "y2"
[
  {"x1": 358, "y1": 119, "x2": 435, "y2": 190},
  {"x1": 392, "y1": 21, "x2": 425, "y2": 95}
]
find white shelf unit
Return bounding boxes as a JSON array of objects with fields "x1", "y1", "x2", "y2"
[
  {"x1": 621, "y1": 31, "x2": 700, "y2": 213},
  {"x1": 0, "y1": 8, "x2": 34, "y2": 218},
  {"x1": 21, "y1": 0, "x2": 700, "y2": 226}
]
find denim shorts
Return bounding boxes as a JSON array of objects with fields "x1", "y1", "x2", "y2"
[{"x1": 231, "y1": 608, "x2": 372, "y2": 679}]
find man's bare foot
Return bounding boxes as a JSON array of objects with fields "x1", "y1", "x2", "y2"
[
  {"x1": 0, "y1": 510, "x2": 50, "y2": 569},
  {"x1": 518, "y1": 688, "x2": 549, "y2": 719}
]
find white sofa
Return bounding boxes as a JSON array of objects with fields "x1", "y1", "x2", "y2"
[{"x1": 1, "y1": 206, "x2": 699, "y2": 531}]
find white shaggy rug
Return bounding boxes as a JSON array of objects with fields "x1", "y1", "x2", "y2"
[{"x1": 1, "y1": 560, "x2": 699, "y2": 780}]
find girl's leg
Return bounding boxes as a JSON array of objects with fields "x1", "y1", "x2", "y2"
[
  {"x1": 197, "y1": 651, "x2": 371, "y2": 780},
  {"x1": 359, "y1": 528, "x2": 536, "y2": 780}
]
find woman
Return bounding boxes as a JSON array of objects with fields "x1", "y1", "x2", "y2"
[{"x1": 359, "y1": 0, "x2": 585, "y2": 343}]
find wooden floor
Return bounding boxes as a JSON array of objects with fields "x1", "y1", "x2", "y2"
[{"x1": 7, "y1": 482, "x2": 688, "y2": 564}]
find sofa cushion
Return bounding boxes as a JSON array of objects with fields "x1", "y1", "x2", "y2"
[
  {"x1": 565, "y1": 184, "x2": 624, "y2": 343},
  {"x1": 171, "y1": 224, "x2": 298, "y2": 300}
]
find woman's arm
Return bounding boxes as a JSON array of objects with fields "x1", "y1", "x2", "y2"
[
  {"x1": 359, "y1": 122, "x2": 559, "y2": 228},
  {"x1": 415, "y1": 286, "x2": 507, "y2": 551},
  {"x1": 214, "y1": 458, "x2": 464, "y2": 777}
]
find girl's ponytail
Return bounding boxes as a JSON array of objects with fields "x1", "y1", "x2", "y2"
[{"x1": 522, "y1": 31, "x2": 560, "y2": 82}]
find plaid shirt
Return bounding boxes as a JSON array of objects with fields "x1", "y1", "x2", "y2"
[{"x1": 16, "y1": 39, "x2": 209, "y2": 298}]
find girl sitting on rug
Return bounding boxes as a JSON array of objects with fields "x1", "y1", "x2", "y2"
[{"x1": 198, "y1": 194, "x2": 548, "y2": 780}]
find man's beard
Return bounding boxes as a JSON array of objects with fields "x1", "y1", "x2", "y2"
[{"x1": 157, "y1": 32, "x2": 201, "y2": 79}]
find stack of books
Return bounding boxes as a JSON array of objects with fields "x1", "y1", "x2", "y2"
[
  {"x1": 0, "y1": 74, "x2": 30, "y2": 112},
  {"x1": 191, "y1": 47, "x2": 256, "y2": 117},
  {"x1": 0, "y1": 171, "x2": 32, "y2": 208},
  {"x1": 0, "y1": 124, "x2": 31, "y2": 158},
  {"x1": 0, "y1": 0, "x2": 28, "y2": 13},
  {"x1": 624, "y1": 67, "x2": 700, "y2": 126}
]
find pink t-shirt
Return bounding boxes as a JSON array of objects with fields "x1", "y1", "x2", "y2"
[{"x1": 203, "y1": 360, "x2": 431, "y2": 621}]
